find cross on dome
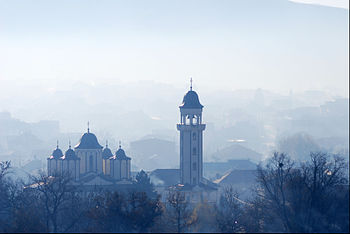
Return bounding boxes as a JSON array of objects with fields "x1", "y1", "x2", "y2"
[{"x1": 190, "y1": 77, "x2": 193, "y2": 91}]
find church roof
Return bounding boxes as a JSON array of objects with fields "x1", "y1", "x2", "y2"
[
  {"x1": 213, "y1": 169, "x2": 257, "y2": 185},
  {"x1": 63, "y1": 146, "x2": 79, "y2": 160},
  {"x1": 179, "y1": 90, "x2": 203, "y2": 109},
  {"x1": 150, "y1": 169, "x2": 180, "y2": 187},
  {"x1": 103, "y1": 147, "x2": 113, "y2": 159},
  {"x1": 115, "y1": 147, "x2": 131, "y2": 160},
  {"x1": 74, "y1": 130, "x2": 103, "y2": 149},
  {"x1": 50, "y1": 146, "x2": 63, "y2": 159}
]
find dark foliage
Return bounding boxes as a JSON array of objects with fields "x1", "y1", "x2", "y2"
[{"x1": 0, "y1": 152, "x2": 348, "y2": 233}]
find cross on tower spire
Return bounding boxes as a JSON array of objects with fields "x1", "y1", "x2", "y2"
[{"x1": 190, "y1": 77, "x2": 193, "y2": 91}]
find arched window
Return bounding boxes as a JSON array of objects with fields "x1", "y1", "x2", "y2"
[
  {"x1": 193, "y1": 162, "x2": 197, "y2": 171},
  {"x1": 193, "y1": 115, "x2": 198, "y2": 125},
  {"x1": 193, "y1": 132, "x2": 196, "y2": 140},
  {"x1": 193, "y1": 147, "x2": 197, "y2": 155},
  {"x1": 186, "y1": 115, "x2": 191, "y2": 125}
]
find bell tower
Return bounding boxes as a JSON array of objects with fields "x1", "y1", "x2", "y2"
[{"x1": 177, "y1": 79, "x2": 206, "y2": 185}]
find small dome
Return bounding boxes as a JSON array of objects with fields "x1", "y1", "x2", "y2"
[
  {"x1": 75, "y1": 131, "x2": 103, "y2": 149},
  {"x1": 51, "y1": 147, "x2": 63, "y2": 159},
  {"x1": 179, "y1": 90, "x2": 203, "y2": 109},
  {"x1": 103, "y1": 147, "x2": 113, "y2": 159},
  {"x1": 115, "y1": 147, "x2": 131, "y2": 160},
  {"x1": 64, "y1": 147, "x2": 77, "y2": 160}
]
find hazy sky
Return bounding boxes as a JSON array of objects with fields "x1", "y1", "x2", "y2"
[
  {"x1": 0, "y1": 0, "x2": 348, "y2": 97},
  {"x1": 290, "y1": 0, "x2": 348, "y2": 9}
]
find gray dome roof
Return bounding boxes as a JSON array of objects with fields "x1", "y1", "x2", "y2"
[
  {"x1": 103, "y1": 147, "x2": 113, "y2": 159},
  {"x1": 51, "y1": 147, "x2": 63, "y2": 159},
  {"x1": 64, "y1": 147, "x2": 78, "y2": 160},
  {"x1": 74, "y1": 131, "x2": 103, "y2": 149},
  {"x1": 179, "y1": 90, "x2": 203, "y2": 109},
  {"x1": 115, "y1": 147, "x2": 131, "y2": 160}
]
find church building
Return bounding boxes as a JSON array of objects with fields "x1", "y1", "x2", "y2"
[{"x1": 47, "y1": 127, "x2": 132, "y2": 189}]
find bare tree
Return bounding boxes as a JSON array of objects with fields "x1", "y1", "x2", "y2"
[
  {"x1": 30, "y1": 171, "x2": 76, "y2": 233},
  {"x1": 257, "y1": 152, "x2": 294, "y2": 232},
  {"x1": 216, "y1": 186, "x2": 245, "y2": 233},
  {"x1": 298, "y1": 152, "x2": 348, "y2": 232},
  {"x1": 0, "y1": 161, "x2": 14, "y2": 231},
  {"x1": 126, "y1": 191, "x2": 163, "y2": 232},
  {"x1": 8, "y1": 186, "x2": 47, "y2": 233},
  {"x1": 165, "y1": 189, "x2": 194, "y2": 233},
  {"x1": 256, "y1": 151, "x2": 349, "y2": 233}
]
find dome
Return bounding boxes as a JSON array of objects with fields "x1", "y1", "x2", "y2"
[
  {"x1": 64, "y1": 147, "x2": 78, "y2": 160},
  {"x1": 51, "y1": 147, "x2": 63, "y2": 159},
  {"x1": 74, "y1": 131, "x2": 103, "y2": 149},
  {"x1": 179, "y1": 90, "x2": 203, "y2": 109},
  {"x1": 103, "y1": 147, "x2": 113, "y2": 159},
  {"x1": 115, "y1": 147, "x2": 131, "y2": 160}
]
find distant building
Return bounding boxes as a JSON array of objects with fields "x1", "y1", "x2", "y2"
[
  {"x1": 129, "y1": 138, "x2": 177, "y2": 171},
  {"x1": 204, "y1": 159, "x2": 257, "y2": 179},
  {"x1": 214, "y1": 169, "x2": 257, "y2": 200}
]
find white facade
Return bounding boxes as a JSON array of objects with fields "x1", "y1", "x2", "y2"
[
  {"x1": 110, "y1": 157, "x2": 131, "y2": 180},
  {"x1": 47, "y1": 158, "x2": 62, "y2": 176},
  {"x1": 75, "y1": 149, "x2": 103, "y2": 174},
  {"x1": 61, "y1": 158, "x2": 80, "y2": 181},
  {"x1": 109, "y1": 146, "x2": 132, "y2": 181}
]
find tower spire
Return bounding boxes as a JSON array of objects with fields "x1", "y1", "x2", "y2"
[
  {"x1": 69, "y1": 140, "x2": 71, "y2": 149},
  {"x1": 87, "y1": 121, "x2": 90, "y2": 133},
  {"x1": 106, "y1": 140, "x2": 108, "y2": 148},
  {"x1": 190, "y1": 77, "x2": 193, "y2": 91},
  {"x1": 56, "y1": 140, "x2": 59, "y2": 149},
  {"x1": 119, "y1": 140, "x2": 121, "y2": 149}
]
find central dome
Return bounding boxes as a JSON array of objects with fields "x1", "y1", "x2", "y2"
[
  {"x1": 75, "y1": 132, "x2": 103, "y2": 149},
  {"x1": 179, "y1": 90, "x2": 203, "y2": 109}
]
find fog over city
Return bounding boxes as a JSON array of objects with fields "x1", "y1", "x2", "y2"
[{"x1": 0, "y1": 0, "x2": 348, "y2": 233}]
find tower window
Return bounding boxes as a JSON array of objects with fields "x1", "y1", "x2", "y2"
[
  {"x1": 193, "y1": 177, "x2": 196, "y2": 184},
  {"x1": 186, "y1": 115, "x2": 191, "y2": 125},
  {"x1": 89, "y1": 155, "x2": 93, "y2": 171},
  {"x1": 193, "y1": 132, "x2": 196, "y2": 140},
  {"x1": 193, "y1": 115, "x2": 198, "y2": 125},
  {"x1": 193, "y1": 147, "x2": 197, "y2": 155}
]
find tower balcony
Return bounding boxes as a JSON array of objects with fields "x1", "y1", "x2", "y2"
[{"x1": 177, "y1": 123, "x2": 206, "y2": 131}]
